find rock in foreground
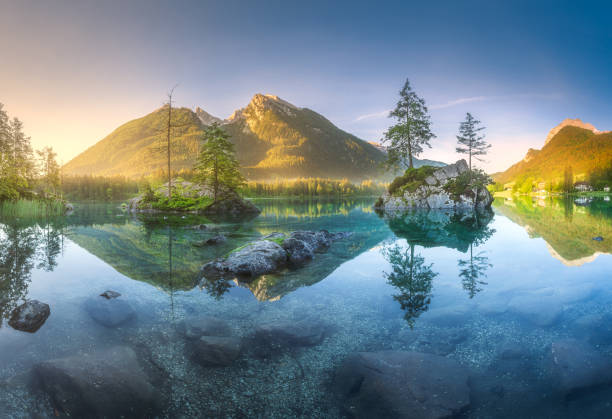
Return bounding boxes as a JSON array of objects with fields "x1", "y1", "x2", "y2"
[
  {"x1": 8, "y1": 300, "x2": 50, "y2": 333},
  {"x1": 375, "y1": 159, "x2": 493, "y2": 212},
  {"x1": 334, "y1": 351, "x2": 470, "y2": 419},
  {"x1": 200, "y1": 230, "x2": 351, "y2": 280},
  {"x1": 32, "y1": 346, "x2": 162, "y2": 417},
  {"x1": 550, "y1": 338, "x2": 612, "y2": 395}
]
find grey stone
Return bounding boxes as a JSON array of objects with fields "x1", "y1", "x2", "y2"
[
  {"x1": 550, "y1": 338, "x2": 612, "y2": 395},
  {"x1": 181, "y1": 316, "x2": 231, "y2": 340},
  {"x1": 282, "y1": 237, "x2": 314, "y2": 265},
  {"x1": 191, "y1": 335, "x2": 241, "y2": 366},
  {"x1": 85, "y1": 295, "x2": 136, "y2": 328},
  {"x1": 31, "y1": 346, "x2": 161, "y2": 417},
  {"x1": 288, "y1": 230, "x2": 333, "y2": 251},
  {"x1": 255, "y1": 319, "x2": 327, "y2": 347},
  {"x1": 8, "y1": 300, "x2": 50, "y2": 333},
  {"x1": 334, "y1": 351, "x2": 470, "y2": 419}
]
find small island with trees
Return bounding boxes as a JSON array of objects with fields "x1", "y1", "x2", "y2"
[{"x1": 374, "y1": 79, "x2": 493, "y2": 213}]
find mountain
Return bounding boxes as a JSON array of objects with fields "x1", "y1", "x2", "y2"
[
  {"x1": 63, "y1": 94, "x2": 444, "y2": 180},
  {"x1": 495, "y1": 119, "x2": 612, "y2": 184}
]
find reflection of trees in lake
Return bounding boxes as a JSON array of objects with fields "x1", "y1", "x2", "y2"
[
  {"x1": 382, "y1": 209, "x2": 496, "y2": 325},
  {"x1": 458, "y1": 243, "x2": 491, "y2": 298},
  {"x1": 0, "y1": 221, "x2": 63, "y2": 325},
  {"x1": 382, "y1": 244, "x2": 436, "y2": 328}
]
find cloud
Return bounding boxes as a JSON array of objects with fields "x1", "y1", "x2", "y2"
[
  {"x1": 430, "y1": 96, "x2": 487, "y2": 110},
  {"x1": 354, "y1": 109, "x2": 391, "y2": 122},
  {"x1": 430, "y1": 93, "x2": 562, "y2": 110}
]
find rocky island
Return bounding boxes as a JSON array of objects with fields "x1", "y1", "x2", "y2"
[
  {"x1": 127, "y1": 179, "x2": 260, "y2": 217},
  {"x1": 374, "y1": 160, "x2": 493, "y2": 213}
]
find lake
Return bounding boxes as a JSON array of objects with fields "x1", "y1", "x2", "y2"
[{"x1": 1, "y1": 196, "x2": 612, "y2": 417}]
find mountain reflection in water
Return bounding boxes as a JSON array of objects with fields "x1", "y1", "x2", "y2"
[{"x1": 1, "y1": 197, "x2": 612, "y2": 417}]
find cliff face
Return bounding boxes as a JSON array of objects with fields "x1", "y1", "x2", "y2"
[{"x1": 375, "y1": 160, "x2": 493, "y2": 213}]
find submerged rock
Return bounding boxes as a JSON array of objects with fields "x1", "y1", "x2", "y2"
[
  {"x1": 8, "y1": 300, "x2": 50, "y2": 333},
  {"x1": 180, "y1": 316, "x2": 232, "y2": 340},
  {"x1": 100, "y1": 290, "x2": 121, "y2": 300},
  {"x1": 205, "y1": 234, "x2": 227, "y2": 245},
  {"x1": 550, "y1": 338, "x2": 612, "y2": 395},
  {"x1": 334, "y1": 351, "x2": 470, "y2": 419},
  {"x1": 190, "y1": 335, "x2": 242, "y2": 367},
  {"x1": 255, "y1": 319, "x2": 328, "y2": 347},
  {"x1": 31, "y1": 346, "x2": 161, "y2": 417},
  {"x1": 85, "y1": 295, "x2": 136, "y2": 328}
]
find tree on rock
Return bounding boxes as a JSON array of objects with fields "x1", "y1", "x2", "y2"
[
  {"x1": 195, "y1": 123, "x2": 245, "y2": 202},
  {"x1": 383, "y1": 79, "x2": 435, "y2": 170},
  {"x1": 456, "y1": 112, "x2": 490, "y2": 172}
]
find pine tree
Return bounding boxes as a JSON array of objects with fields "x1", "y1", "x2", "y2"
[
  {"x1": 456, "y1": 112, "x2": 490, "y2": 173},
  {"x1": 383, "y1": 79, "x2": 436, "y2": 170},
  {"x1": 37, "y1": 146, "x2": 61, "y2": 198},
  {"x1": 194, "y1": 123, "x2": 245, "y2": 201}
]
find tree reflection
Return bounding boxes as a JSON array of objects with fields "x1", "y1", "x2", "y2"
[
  {"x1": 458, "y1": 243, "x2": 491, "y2": 298},
  {"x1": 0, "y1": 221, "x2": 63, "y2": 325},
  {"x1": 382, "y1": 243, "x2": 437, "y2": 328}
]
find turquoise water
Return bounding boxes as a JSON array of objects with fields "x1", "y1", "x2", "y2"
[{"x1": 1, "y1": 197, "x2": 612, "y2": 417}]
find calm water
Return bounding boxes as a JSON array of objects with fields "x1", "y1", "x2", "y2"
[{"x1": 1, "y1": 196, "x2": 612, "y2": 417}]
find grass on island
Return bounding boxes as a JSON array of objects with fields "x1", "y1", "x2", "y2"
[{"x1": 388, "y1": 166, "x2": 438, "y2": 196}]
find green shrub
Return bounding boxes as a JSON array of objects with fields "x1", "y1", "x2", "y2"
[
  {"x1": 443, "y1": 169, "x2": 492, "y2": 201},
  {"x1": 388, "y1": 166, "x2": 438, "y2": 196}
]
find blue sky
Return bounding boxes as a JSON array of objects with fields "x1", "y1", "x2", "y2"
[{"x1": 1, "y1": 0, "x2": 610, "y2": 171}]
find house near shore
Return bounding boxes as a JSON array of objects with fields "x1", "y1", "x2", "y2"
[
  {"x1": 604, "y1": 186, "x2": 611, "y2": 193},
  {"x1": 574, "y1": 181, "x2": 593, "y2": 192}
]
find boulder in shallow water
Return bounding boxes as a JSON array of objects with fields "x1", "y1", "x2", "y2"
[
  {"x1": 334, "y1": 351, "x2": 471, "y2": 419},
  {"x1": 180, "y1": 316, "x2": 232, "y2": 340},
  {"x1": 8, "y1": 300, "x2": 50, "y2": 333},
  {"x1": 190, "y1": 335, "x2": 242, "y2": 367},
  {"x1": 550, "y1": 338, "x2": 612, "y2": 395},
  {"x1": 32, "y1": 346, "x2": 161, "y2": 417},
  {"x1": 282, "y1": 237, "x2": 314, "y2": 265},
  {"x1": 201, "y1": 239, "x2": 288, "y2": 279},
  {"x1": 255, "y1": 319, "x2": 328, "y2": 347},
  {"x1": 205, "y1": 234, "x2": 227, "y2": 245},
  {"x1": 85, "y1": 295, "x2": 136, "y2": 328}
]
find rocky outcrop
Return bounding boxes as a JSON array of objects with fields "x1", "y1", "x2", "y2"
[
  {"x1": 199, "y1": 230, "x2": 351, "y2": 280},
  {"x1": 334, "y1": 351, "x2": 471, "y2": 419},
  {"x1": 31, "y1": 346, "x2": 162, "y2": 417},
  {"x1": 375, "y1": 160, "x2": 493, "y2": 212},
  {"x1": 8, "y1": 300, "x2": 50, "y2": 333},
  {"x1": 201, "y1": 193, "x2": 261, "y2": 218},
  {"x1": 127, "y1": 179, "x2": 260, "y2": 217}
]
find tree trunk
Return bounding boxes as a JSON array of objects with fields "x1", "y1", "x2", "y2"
[
  {"x1": 213, "y1": 156, "x2": 218, "y2": 202},
  {"x1": 167, "y1": 100, "x2": 172, "y2": 200}
]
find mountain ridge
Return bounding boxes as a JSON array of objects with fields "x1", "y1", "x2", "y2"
[
  {"x1": 64, "y1": 94, "x2": 445, "y2": 180},
  {"x1": 495, "y1": 119, "x2": 612, "y2": 184}
]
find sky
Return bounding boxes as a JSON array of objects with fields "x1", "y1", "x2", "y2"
[{"x1": 1, "y1": 0, "x2": 611, "y2": 172}]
